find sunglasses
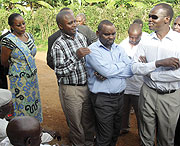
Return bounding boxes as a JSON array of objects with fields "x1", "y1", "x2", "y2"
[
  {"x1": 149, "y1": 14, "x2": 166, "y2": 20},
  {"x1": 149, "y1": 14, "x2": 159, "y2": 20}
]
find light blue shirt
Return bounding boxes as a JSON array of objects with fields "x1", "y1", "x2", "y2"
[{"x1": 86, "y1": 40, "x2": 133, "y2": 94}]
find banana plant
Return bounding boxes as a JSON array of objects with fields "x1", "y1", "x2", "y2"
[
  {"x1": 0, "y1": 0, "x2": 53, "y2": 12},
  {"x1": 85, "y1": 0, "x2": 106, "y2": 2}
]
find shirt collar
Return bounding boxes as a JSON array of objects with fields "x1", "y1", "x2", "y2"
[
  {"x1": 96, "y1": 39, "x2": 117, "y2": 51},
  {"x1": 150, "y1": 27, "x2": 174, "y2": 41},
  {"x1": 61, "y1": 31, "x2": 78, "y2": 40}
]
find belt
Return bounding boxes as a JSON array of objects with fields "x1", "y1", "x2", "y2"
[
  {"x1": 96, "y1": 90, "x2": 124, "y2": 96},
  {"x1": 149, "y1": 87, "x2": 176, "y2": 95},
  {"x1": 62, "y1": 83, "x2": 87, "y2": 86}
]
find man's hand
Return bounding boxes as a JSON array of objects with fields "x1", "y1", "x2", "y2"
[
  {"x1": 155, "y1": 57, "x2": 180, "y2": 69},
  {"x1": 43, "y1": 129, "x2": 61, "y2": 141},
  {"x1": 139, "y1": 56, "x2": 147, "y2": 63},
  {"x1": 76, "y1": 47, "x2": 91, "y2": 59},
  {"x1": 94, "y1": 71, "x2": 107, "y2": 81}
]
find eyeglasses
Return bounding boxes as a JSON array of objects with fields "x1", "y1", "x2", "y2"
[{"x1": 149, "y1": 14, "x2": 165, "y2": 20}]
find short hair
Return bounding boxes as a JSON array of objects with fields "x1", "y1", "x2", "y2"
[
  {"x1": 8, "y1": 13, "x2": 21, "y2": 26},
  {"x1": 56, "y1": 8, "x2": 72, "y2": 25},
  {"x1": 98, "y1": 20, "x2": 114, "y2": 31},
  {"x1": 56, "y1": 11, "x2": 71, "y2": 25},
  {"x1": 76, "y1": 13, "x2": 86, "y2": 21},
  {"x1": 154, "y1": 3, "x2": 174, "y2": 22},
  {"x1": 133, "y1": 19, "x2": 143, "y2": 27}
]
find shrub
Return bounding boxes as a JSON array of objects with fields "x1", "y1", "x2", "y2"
[{"x1": 0, "y1": 3, "x2": 179, "y2": 51}]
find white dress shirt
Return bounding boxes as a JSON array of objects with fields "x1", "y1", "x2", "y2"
[
  {"x1": 0, "y1": 137, "x2": 54, "y2": 146},
  {"x1": 132, "y1": 29, "x2": 180, "y2": 91},
  {"x1": 119, "y1": 32, "x2": 148, "y2": 95},
  {"x1": 0, "y1": 118, "x2": 8, "y2": 142}
]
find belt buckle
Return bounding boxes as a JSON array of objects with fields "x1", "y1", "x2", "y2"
[{"x1": 156, "y1": 89, "x2": 164, "y2": 95}]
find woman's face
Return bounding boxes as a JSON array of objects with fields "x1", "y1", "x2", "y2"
[{"x1": 11, "y1": 16, "x2": 26, "y2": 35}]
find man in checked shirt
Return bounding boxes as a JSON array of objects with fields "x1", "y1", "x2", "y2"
[{"x1": 51, "y1": 11, "x2": 94, "y2": 146}]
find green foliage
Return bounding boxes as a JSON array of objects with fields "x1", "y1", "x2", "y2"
[{"x1": 0, "y1": 1, "x2": 180, "y2": 51}]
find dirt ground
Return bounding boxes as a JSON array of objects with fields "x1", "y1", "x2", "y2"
[{"x1": 35, "y1": 51, "x2": 140, "y2": 146}]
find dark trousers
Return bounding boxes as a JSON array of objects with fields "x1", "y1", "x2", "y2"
[
  {"x1": 90, "y1": 92, "x2": 124, "y2": 146},
  {"x1": 175, "y1": 115, "x2": 180, "y2": 146},
  {"x1": 121, "y1": 94, "x2": 139, "y2": 130},
  {"x1": 0, "y1": 65, "x2": 8, "y2": 89}
]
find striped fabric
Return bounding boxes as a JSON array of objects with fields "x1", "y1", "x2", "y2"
[{"x1": 51, "y1": 32, "x2": 88, "y2": 85}]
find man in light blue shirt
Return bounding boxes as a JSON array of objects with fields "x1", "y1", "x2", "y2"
[{"x1": 86, "y1": 20, "x2": 133, "y2": 146}]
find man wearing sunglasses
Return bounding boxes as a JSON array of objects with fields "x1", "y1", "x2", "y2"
[{"x1": 132, "y1": 3, "x2": 180, "y2": 146}]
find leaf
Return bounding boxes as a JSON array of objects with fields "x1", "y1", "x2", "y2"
[
  {"x1": 128, "y1": 2, "x2": 147, "y2": 8},
  {"x1": 85, "y1": 0, "x2": 106, "y2": 3},
  {"x1": 106, "y1": 0, "x2": 116, "y2": 8},
  {"x1": 36, "y1": 1, "x2": 53, "y2": 9},
  {"x1": 15, "y1": 4, "x2": 28, "y2": 13},
  {"x1": 10, "y1": 0, "x2": 19, "y2": 3},
  {"x1": 78, "y1": 0, "x2": 81, "y2": 5}
]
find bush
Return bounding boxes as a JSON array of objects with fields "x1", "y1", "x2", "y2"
[{"x1": 0, "y1": 3, "x2": 179, "y2": 51}]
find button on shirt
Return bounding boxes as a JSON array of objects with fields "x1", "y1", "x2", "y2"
[
  {"x1": 51, "y1": 32, "x2": 87, "y2": 85},
  {"x1": 86, "y1": 40, "x2": 133, "y2": 94},
  {"x1": 132, "y1": 29, "x2": 180, "y2": 91}
]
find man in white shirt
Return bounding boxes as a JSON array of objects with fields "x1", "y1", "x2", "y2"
[
  {"x1": 132, "y1": 3, "x2": 180, "y2": 146},
  {"x1": 119, "y1": 23, "x2": 147, "y2": 135},
  {"x1": 172, "y1": 15, "x2": 180, "y2": 146},
  {"x1": 0, "y1": 116, "x2": 58, "y2": 146}
]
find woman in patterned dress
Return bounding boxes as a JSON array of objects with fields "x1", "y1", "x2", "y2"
[{"x1": 1, "y1": 13, "x2": 43, "y2": 122}]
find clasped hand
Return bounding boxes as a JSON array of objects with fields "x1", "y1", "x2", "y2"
[{"x1": 76, "y1": 47, "x2": 91, "y2": 59}]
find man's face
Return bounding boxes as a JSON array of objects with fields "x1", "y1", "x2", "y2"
[
  {"x1": 98, "y1": 24, "x2": 116, "y2": 49},
  {"x1": 76, "y1": 16, "x2": 84, "y2": 25},
  {"x1": 60, "y1": 13, "x2": 77, "y2": 37},
  {"x1": 129, "y1": 31, "x2": 142, "y2": 46},
  {"x1": 173, "y1": 17, "x2": 180, "y2": 33},
  {"x1": 148, "y1": 6, "x2": 168, "y2": 31},
  {"x1": 0, "y1": 101, "x2": 14, "y2": 119}
]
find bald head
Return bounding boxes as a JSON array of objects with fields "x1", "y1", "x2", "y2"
[
  {"x1": 173, "y1": 15, "x2": 180, "y2": 33},
  {"x1": 56, "y1": 9, "x2": 73, "y2": 25},
  {"x1": 7, "y1": 116, "x2": 41, "y2": 146},
  {"x1": 76, "y1": 13, "x2": 86, "y2": 25},
  {"x1": 128, "y1": 23, "x2": 142, "y2": 34},
  {"x1": 133, "y1": 19, "x2": 143, "y2": 27},
  {"x1": 128, "y1": 23, "x2": 142, "y2": 46}
]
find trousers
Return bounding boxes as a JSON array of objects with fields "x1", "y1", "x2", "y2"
[
  {"x1": 90, "y1": 92, "x2": 124, "y2": 146},
  {"x1": 139, "y1": 84, "x2": 180, "y2": 146},
  {"x1": 59, "y1": 84, "x2": 94, "y2": 146}
]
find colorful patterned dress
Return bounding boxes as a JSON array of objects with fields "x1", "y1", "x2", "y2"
[{"x1": 2, "y1": 33, "x2": 43, "y2": 123}]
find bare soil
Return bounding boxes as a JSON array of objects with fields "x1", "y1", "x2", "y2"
[{"x1": 35, "y1": 51, "x2": 140, "y2": 146}]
